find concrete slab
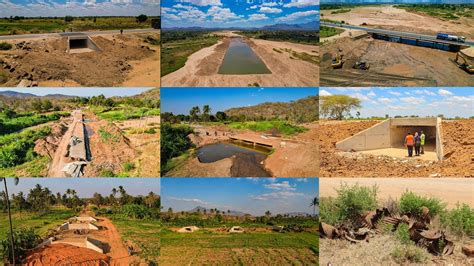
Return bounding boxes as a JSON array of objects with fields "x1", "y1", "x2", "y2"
[{"x1": 359, "y1": 148, "x2": 438, "y2": 161}]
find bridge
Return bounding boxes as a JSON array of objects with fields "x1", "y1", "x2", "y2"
[{"x1": 321, "y1": 21, "x2": 474, "y2": 49}]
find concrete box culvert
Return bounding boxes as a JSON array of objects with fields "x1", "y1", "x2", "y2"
[
  {"x1": 336, "y1": 118, "x2": 444, "y2": 161},
  {"x1": 67, "y1": 36, "x2": 102, "y2": 54}
]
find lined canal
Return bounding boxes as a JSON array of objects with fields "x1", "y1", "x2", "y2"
[{"x1": 218, "y1": 38, "x2": 272, "y2": 75}]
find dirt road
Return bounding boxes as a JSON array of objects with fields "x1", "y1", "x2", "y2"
[
  {"x1": 322, "y1": 5, "x2": 474, "y2": 38},
  {"x1": 162, "y1": 36, "x2": 318, "y2": 87},
  {"x1": 320, "y1": 178, "x2": 473, "y2": 208},
  {"x1": 96, "y1": 217, "x2": 139, "y2": 265}
]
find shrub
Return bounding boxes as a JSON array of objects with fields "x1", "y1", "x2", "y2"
[
  {"x1": 391, "y1": 244, "x2": 427, "y2": 263},
  {"x1": 0, "y1": 42, "x2": 12, "y2": 50},
  {"x1": 320, "y1": 197, "x2": 340, "y2": 225},
  {"x1": 1, "y1": 227, "x2": 41, "y2": 263},
  {"x1": 395, "y1": 223, "x2": 411, "y2": 244},
  {"x1": 334, "y1": 183, "x2": 378, "y2": 222},
  {"x1": 399, "y1": 191, "x2": 445, "y2": 217},
  {"x1": 161, "y1": 123, "x2": 194, "y2": 168},
  {"x1": 440, "y1": 203, "x2": 474, "y2": 237},
  {"x1": 120, "y1": 204, "x2": 151, "y2": 219},
  {"x1": 123, "y1": 162, "x2": 135, "y2": 172}
]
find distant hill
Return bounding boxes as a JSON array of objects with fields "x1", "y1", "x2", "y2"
[
  {"x1": 187, "y1": 206, "x2": 248, "y2": 216},
  {"x1": 135, "y1": 88, "x2": 160, "y2": 99},
  {"x1": 283, "y1": 212, "x2": 312, "y2": 217},
  {"x1": 0, "y1": 90, "x2": 37, "y2": 98},
  {"x1": 225, "y1": 96, "x2": 318, "y2": 123},
  {"x1": 261, "y1": 21, "x2": 318, "y2": 31}
]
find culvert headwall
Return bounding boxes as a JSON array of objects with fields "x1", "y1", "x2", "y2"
[{"x1": 336, "y1": 118, "x2": 444, "y2": 160}]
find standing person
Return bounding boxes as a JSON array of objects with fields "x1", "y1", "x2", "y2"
[
  {"x1": 420, "y1": 130, "x2": 426, "y2": 154},
  {"x1": 414, "y1": 132, "x2": 421, "y2": 156},
  {"x1": 404, "y1": 132, "x2": 414, "y2": 157},
  {"x1": 120, "y1": 29, "x2": 123, "y2": 35}
]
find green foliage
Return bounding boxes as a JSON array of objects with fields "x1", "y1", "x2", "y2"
[
  {"x1": 98, "y1": 125, "x2": 120, "y2": 143},
  {"x1": 331, "y1": 8, "x2": 351, "y2": 14},
  {"x1": 0, "y1": 42, "x2": 12, "y2": 50},
  {"x1": 320, "y1": 26, "x2": 344, "y2": 38},
  {"x1": 391, "y1": 244, "x2": 427, "y2": 264},
  {"x1": 320, "y1": 183, "x2": 378, "y2": 225},
  {"x1": 161, "y1": 123, "x2": 194, "y2": 172},
  {"x1": 440, "y1": 203, "x2": 474, "y2": 237},
  {"x1": 399, "y1": 191, "x2": 445, "y2": 217},
  {"x1": 97, "y1": 107, "x2": 160, "y2": 121},
  {"x1": 119, "y1": 204, "x2": 152, "y2": 219},
  {"x1": 229, "y1": 121, "x2": 306, "y2": 136},
  {"x1": 320, "y1": 95, "x2": 361, "y2": 120},
  {"x1": 1, "y1": 227, "x2": 41, "y2": 263},
  {"x1": 395, "y1": 4, "x2": 474, "y2": 20},
  {"x1": 136, "y1": 14, "x2": 148, "y2": 23},
  {"x1": 239, "y1": 30, "x2": 318, "y2": 45},
  {"x1": 123, "y1": 162, "x2": 135, "y2": 172},
  {"x1": 0, "y1": 127, "x2": 51, "y2": 168},
  {"x1": 0, "y1": 111, "x2": 68, "y2": 135},
  {"x1": 395, "y1": 223, "x2": 411, "y2": 245}
]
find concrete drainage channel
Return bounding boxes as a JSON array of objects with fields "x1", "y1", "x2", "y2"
[
  {"x1": 67, "y1": 35, "x2": 102, "y2": 54},
  {"x1": 336, "y1": 118, "x2": 444, "y2": 161}
]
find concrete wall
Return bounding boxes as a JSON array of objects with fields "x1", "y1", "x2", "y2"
[
  {"x1": 336, "y1": 118, "x2": 444, "y2": 160},
  {"x1": 58, "y1": 222, "x2": 99, "y2": 231},
  {"x1": 336, "y1": 120, "x2": 391, "y2": 151},
  {"x1": 85, "y1": 237, "x2": 104, "y2": 253},
  {"x1": 67, "y1": 36, "x2": 101, "y2": 53}
]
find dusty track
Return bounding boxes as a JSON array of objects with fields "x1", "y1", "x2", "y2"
[
  {"x1": 162, "y1": 36, "x2": 318, "y2": 87},
  {"x1": 320, "y1": 37, "x2": 474, "y2": 87},
  {"x1": 320, "y1": 120, "x2": 474, "y2": 177}
]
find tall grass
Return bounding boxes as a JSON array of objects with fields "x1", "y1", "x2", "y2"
[{"x1": 229, "y1": 121, "x2": 306, "y2": 136}]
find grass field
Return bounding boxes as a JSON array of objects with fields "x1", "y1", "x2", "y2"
[
  {"x1": 94, "y1": 107, "x2": 160, "y2": 122},
  {"x1": 160, "y1": 228, "x2": 318, "y2": 264},
  {"x1": 0, "y1": 207, "x2": 75, "y2": 254},
  {"x1": 0, "y1": 16, "x2": 159, "y2": 35},
  {"x1": 396, "y1": 4, "x2": 474, "y2": 20},
  {"x1": 0, "y1": 156, "x2": 50, "y2": 177},
  {"x1": 108, "y1": 215, "x2": 161, "y2": 262},
  {"x1": 0, "y1": 111, "x2": 69, "y2": 135},
  {"x1": 161, "y1": 31, "x2": 222, "y2": 76},
  {"x1": 228, "y1": 121, "x2": 306, "y2": 136},
  {"x1": 320, "y1": 26, "x2": 345, "y2": 38}
]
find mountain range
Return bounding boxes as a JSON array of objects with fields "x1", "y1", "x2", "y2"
[
  {"x1": 186, "y1": 206, "x2": 311, "y2": 217},
  {"x1": 163, "y1": 21, "x2": 318, "y2": 31}
]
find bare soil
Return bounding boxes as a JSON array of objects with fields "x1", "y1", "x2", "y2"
[
  {"x1": 320, "y1": 37, "x2": 474, "y2": 87},
  {"x1": 322, "y1": 5, "x2": 474, "y2": 38},
  {"x1": 23, "y1": 243, "x2": 110, "y2": 265},
  {"x1": 320, "y1": 120, "x2": 474, "y2": 177},
  {"x1": 0, "y1": 32, "x2": 160, "y2": 87},
  {"x1": 162, "y1": 35, "x2": 318, "y2": 87}
]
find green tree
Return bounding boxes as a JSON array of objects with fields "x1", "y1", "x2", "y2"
[
  {"x1": 310, "y1": 196, "x2": 319, "y2": 216},
  {"x1": 320, "y1": 95, "x2": 361, "y2": 120},
  {"x1": 189, "y1": 106, "x2": 201, "y2": 122},
  {"x1": 42, "y1": 100, "x2": 53, "y2": 111},
  {"x1": 65, "y1": 16, "x2": 74, "y2": 22},
  {"x1": 202, "y1": 105, "x2": 211, "y2": 122},
  {"x1": 137, "y1": 14, "x2": 148, "y2": 22}
]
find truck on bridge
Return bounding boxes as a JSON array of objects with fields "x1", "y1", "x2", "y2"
[{"x1": 436, "y1": 33, "x2": 466, "y2": 43}]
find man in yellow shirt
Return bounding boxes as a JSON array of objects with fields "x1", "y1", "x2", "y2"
[{"x1": 420, "y1": 131, "x2": 426, "y2": 155}]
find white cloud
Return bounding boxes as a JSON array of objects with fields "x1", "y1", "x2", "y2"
[
  {"x1": 388, "y1": 91, "x2": 402, "y2": 96},
  {"x1": 352, "y1": 93, "x2": 369, "y2": 101},
  {"x1": 264, "y1": 181, "x2": 296, "y2": 191},
  {"x1": 251, "y1": 191, "x2": 304, "y2": 201},
  {"x1": 296, "y1": 178, "x2": 308, "y2": 182},
  {"x1": 208, "y1": 6, "x2": 240, "y2": 21},
  {"x1": 250, "y1": 5, "x2": 258, "y2": 9},
  {"x1": 401, "y1": 96, "x2": 425, "y2": 105},
  {"x1": 260, "y1": 7, "x2": 282, "y2": 13},
  {"x1": 276, "y1": 10, "x2": 318, "y2": 22},
  {"x1": 367, "y1": 91, "x2": 376, "y2": 97},
  {"x1": 179, "y1": 0, "x2": 222, "y2": 6},
  {"x1": 415, "y1": 89, "x2": 436, "y2": 96},
  {"x1": 168, "y1": 197, "x2": 209, "y2": 205},
  {"x1": 319, "y1": 89, "x2": 332, "y2": 96},
  {"x1": 438, "y1": 89, "x2": 453, "y2": 96},
  {"x1": 379, "y1": 97, "x2": 393, "y2": 104},
  {"x1": 262, "y1": 2, "x2": 279, "y2": 7},
  {"x1": 248, "y1": 13, "x2": 268, "y2": 21},
  {"x1": 284, "y1": 0, "x2": 319, "y2": 8}
]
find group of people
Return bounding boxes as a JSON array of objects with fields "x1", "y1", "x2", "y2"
[{"x1": 404, "y1": 131, "x2": 426, "y2": 157}]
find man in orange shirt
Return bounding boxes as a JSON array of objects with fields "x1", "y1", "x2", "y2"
[{"x1": 404, "y1": 132, "x2": 414, "y2": 157}]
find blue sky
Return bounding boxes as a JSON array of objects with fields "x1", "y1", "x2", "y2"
[
  {"x1": 321, "y1": 0, "x2": 472, "y2": 3},
  {"x1": 0, "y1": 87, "x2": 152, "y2": 97},
  {"x1": 320, "y1": 87, "x2": 474, "y2": 118},
  {"x1": 1, "y1": 178, "x2": 160, "y2": 197},
  {"x1": 162, "y1": 0, "x2": 319, "y2": 28},
  {"x1": 161, "y1": 178, "x2": 318, "y2": 216},
  {"x1": 161, "y1": 87, "x2": 317, "y2": 115},
  {"x1": 0, "y1": 0, "x2": 159, "y2": 17}
]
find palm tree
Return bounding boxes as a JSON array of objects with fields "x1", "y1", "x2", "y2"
[
  {"x1": 1, "y1": 177, "x2": 19, "y2": 265},
  {"x1": 189, "y1": 106, "x2": 200, "y2": 122},
  {"x1": 202, "y1": 105, "x2": 211, "y2": 122},
  {"x1": 310, "y1": 196, "x2": 319, "y2": 216}
]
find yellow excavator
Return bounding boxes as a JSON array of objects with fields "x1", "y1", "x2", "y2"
[
  {"x1": 331, "y1": 50, "x2": 344, "y2": 69},
  {"x1": 451, "y1": 47, "x2": 474, "y2": 74}
]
